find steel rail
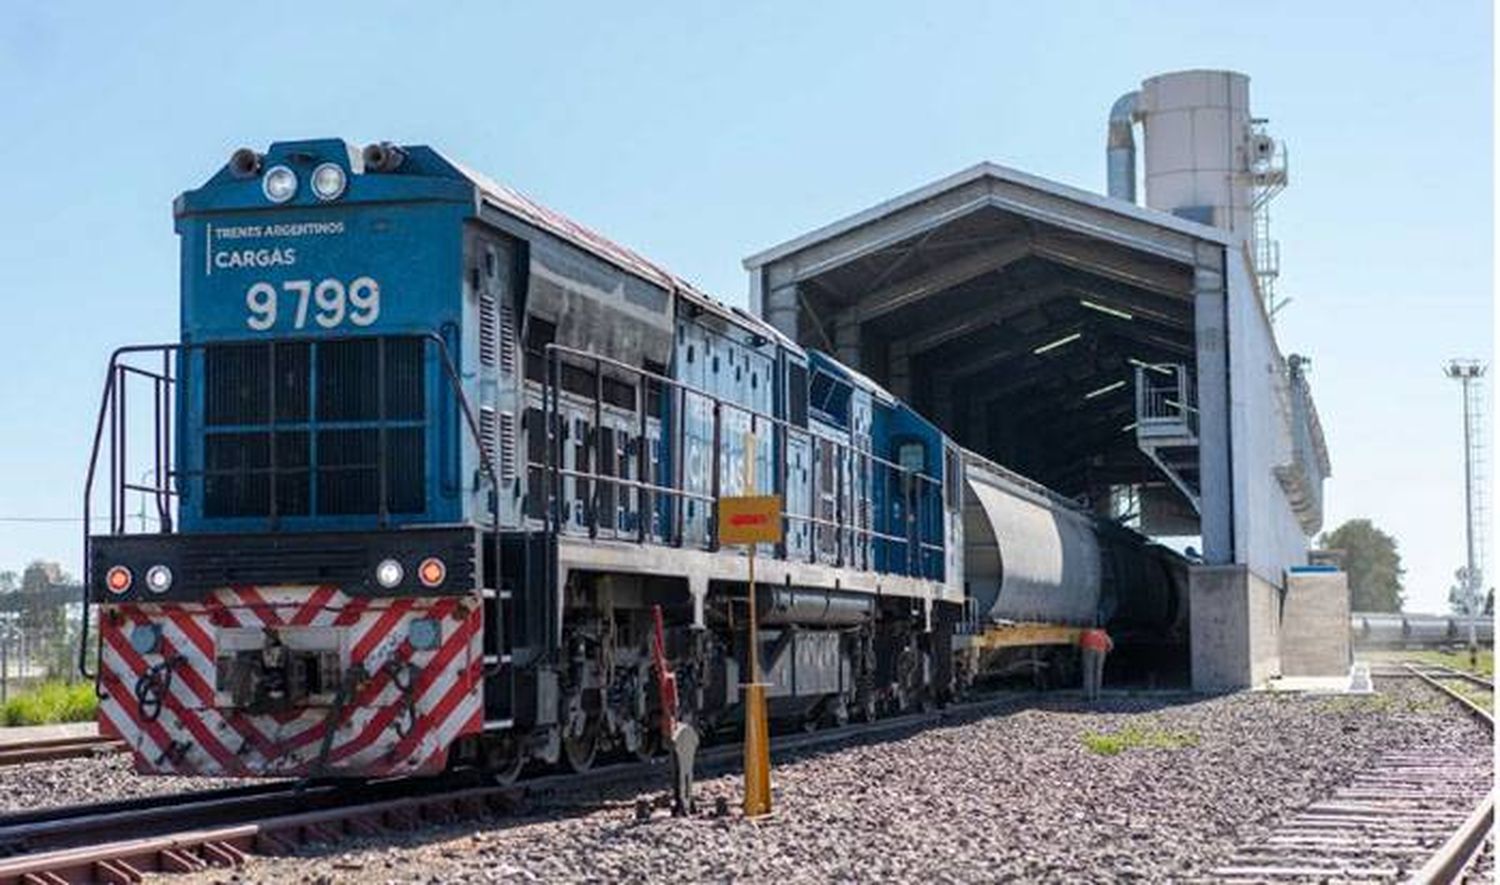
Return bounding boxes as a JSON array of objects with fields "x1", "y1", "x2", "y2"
[
  {"x1": 1401, "y1": 663, "x2": 1493, "y2": 885},
  {"x1": 1404, "y1": 663, "x2": 1494, "y2": 726},
  {"x1": 0, "y1": 691, "x2": 1042, "y2": 883},
  {"x1": 1420, "y1": 663, "x2": 1494, "y2": 692},
  {"x1": 0, "y1": 736, "x2": 123, "y2": 769}
]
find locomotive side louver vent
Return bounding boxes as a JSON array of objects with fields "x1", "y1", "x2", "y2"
[
  {"x1": 479, "y1": 406, "x2": 497, "y2": 468},
  {"x1": 499, "y1": 411, "x2": 517, "y2": 482},
  {"x1": 498, "y1": 302, "x2": 517, "y2": 376},
  {"x1": 479, "y1": 290, "x2": 498, "y2": 367}
]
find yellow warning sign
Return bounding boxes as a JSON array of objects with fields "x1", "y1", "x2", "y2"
[{"x1": 716, "y1": 495, "x2": 783, "y2": 546}]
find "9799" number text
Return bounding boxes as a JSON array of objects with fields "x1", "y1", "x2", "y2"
[{"x1": 245, "y1": 277, "x2": 380, "y2": 331}]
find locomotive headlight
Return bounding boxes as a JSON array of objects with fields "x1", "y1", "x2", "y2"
[
  {"x1": 262, "y1": 165, "x2": 298, "y2": 203},
  {"x1": 105, "y1": 566, "x2": 132, "y2": 595},
  {"x1": 145, "y1": 564, "x2": 173, "y2": 594},
  {"x1": 375, "y1": 558, "x2": 404, "y2": 589},
  {"x1": 311, "y1": 163, "x2": 346, "y2": 201},
  {"x1": 408, "y1": 618, "x2": 441, "y2": 651},
  {"x1": 129, "y1": 624, "x2": 161, "y2": 655}
]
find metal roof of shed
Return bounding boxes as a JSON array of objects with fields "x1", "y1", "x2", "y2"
[
  {"x1": 743, "y1": 161, "x2": 1231, "y2": 502},
  {"x1": 744, "y1": 161, "x2": 1231, "y2": 275}
]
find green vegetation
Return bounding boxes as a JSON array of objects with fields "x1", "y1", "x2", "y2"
[
  {"x1": 1, "y1": 680, "x2": 96, "y2": 726},
  {"x1": 1320, "y1": 519, "x2": 1404, "y2": 612},
  {"x1": 1443, "y1": 679, "x2": 1494, "y2": 713},
  {"x1": 1361, "y1": 647, "x2": 1494, "y2": 677},
  {"x1": 1080, "y1": 724, "x2": 1199, "y2": 756}
]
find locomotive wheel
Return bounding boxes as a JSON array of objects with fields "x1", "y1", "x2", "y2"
[
  {"x1": 633, "y1": 728, "x2": 660, "y2": 761},
  {"x1": 486, "y1": 738, "x2": 526, "y2": 785},
  {"x1": 563, "y1": 721, "x2": 600, "y2": 772}
]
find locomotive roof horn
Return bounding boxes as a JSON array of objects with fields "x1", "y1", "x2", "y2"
[
  {"x1": 228, "y1": 147, "x2": 262, "y2": 179},
  {"x1": 363, "y1": 141, "x2": 405, "y2": 173}
]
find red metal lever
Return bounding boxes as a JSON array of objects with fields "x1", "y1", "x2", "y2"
[{"x1": 650, "y1": 604, "x2": 678, "y2": 742}]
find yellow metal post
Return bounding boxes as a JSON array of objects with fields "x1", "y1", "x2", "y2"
[{"x1": 735, "y1": 432, "x2": 773, "y2": 818}]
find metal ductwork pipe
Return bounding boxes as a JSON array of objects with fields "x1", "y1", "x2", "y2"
[{"x1": 1107, "y1": 91, "x2": 1140, "y2": 203}]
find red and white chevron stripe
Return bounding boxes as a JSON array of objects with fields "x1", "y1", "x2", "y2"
[{"x1": 97, "y1": 585, "x2": 483, "y2": 778}]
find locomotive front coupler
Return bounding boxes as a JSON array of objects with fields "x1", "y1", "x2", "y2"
[{"x1": 217, "y1": 627, "x2": 343, "y2": 715}]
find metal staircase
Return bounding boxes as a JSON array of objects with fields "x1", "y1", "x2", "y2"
[{"x1": 1133, "y1": 363, "x2": 1200, "y2": 513}]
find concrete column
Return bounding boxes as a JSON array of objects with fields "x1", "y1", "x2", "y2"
[
  {"x1": 1189, "y1": 564, "x2": 1249, "y2": 690},
  {"x1": 888, "y1": 340, "x2": 912, "y2": 401},
  {"x1": 765, "y1": 282, "x2": 800, "y2": 344},
  {"x1": 1193, "y1": 243, "x2": 1234, "y2": 565},
  {"x1": 834, "y1": 317, "x2": 862, "y2": 370}
]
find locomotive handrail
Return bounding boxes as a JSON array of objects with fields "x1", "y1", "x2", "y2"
[
  {"x1": 80, "y1": 343, "x2": 181, "y2": 680},
  {"x1": 537, "y1": 462, "x2": 935, "y2": 550},
  {"x1": 80, "y1": 331, "x2": 504, "y2": 682},
  {"x1": 542, "y1": 343, "x2": 945, "y2": 488},
  {"x1": 541, "y1": 342, "x2": 945, "y2": 581}
]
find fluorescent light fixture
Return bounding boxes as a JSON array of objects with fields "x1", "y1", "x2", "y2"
[
  {"x1": 1164, "y1": 398, "x2": 1200, "y2": 414},
  {"x1": 1121, "y1": 422, "x2": 1138, "y2": 433},
  {"x1": 1080, "y1": 299, "x2": 1133, "y2": 320},
  {"x1": 1128, "y1": 358, "x2": 1173, "y2": 376},
  {"x1": 1084, "y1": 380, "x2": 1127, "y2": 400},
  {"x1": 1032, "y1": 332, "x2": 1082, "y2": 355}
]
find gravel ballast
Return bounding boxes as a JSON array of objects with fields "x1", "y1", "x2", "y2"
[
  {"x1": 45, "y1": 681, "x2": 1495, "y2": 883},
  {"x1": 0, "y1": 752, "x2": 247, "y2": 815}
]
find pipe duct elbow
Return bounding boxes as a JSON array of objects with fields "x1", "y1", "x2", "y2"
[{"x1": 1107, "y1": 90, "x2": 1141, "y2": 203}]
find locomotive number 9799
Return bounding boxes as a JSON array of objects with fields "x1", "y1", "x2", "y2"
[{"x1": 244, "y1": 276, "x2": 381, "y2": 331}]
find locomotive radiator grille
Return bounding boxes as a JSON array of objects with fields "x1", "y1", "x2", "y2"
[{"x1": 200, "y1": 336, "x2": 427, "y2": 520}]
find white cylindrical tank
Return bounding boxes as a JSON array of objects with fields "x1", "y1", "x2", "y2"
[{"x1": 1138, "y1": 70, "x2": 1254, "y2": 239}]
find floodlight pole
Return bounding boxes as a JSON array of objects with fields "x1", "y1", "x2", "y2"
[{"x1": 1445, "y1": 360, "x2": 1486, "y2": 667}]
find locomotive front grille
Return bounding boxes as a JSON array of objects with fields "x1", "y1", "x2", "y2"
[{"x1": 200, "y1": 337, "x2": 427, "y2": 520}]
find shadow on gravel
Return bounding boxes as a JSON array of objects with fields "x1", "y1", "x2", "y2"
[{"x1": 259, "y1": 688, "x2": 1235, "y2": 869}]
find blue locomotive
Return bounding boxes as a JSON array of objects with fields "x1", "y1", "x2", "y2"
[{"x1": 84, "y1": 139, "x2": 1184, "y2": 779}]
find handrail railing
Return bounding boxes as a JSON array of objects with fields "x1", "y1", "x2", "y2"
[
  {"x1": 540, "y1": 343, "x2": 945, "y2": 583},
  {"x1": 80, "y1": 331, "x2": 501, "y2": 681},
  {"x1": 1134, "y1": 362, "x2": 1198, "y2": 437}
]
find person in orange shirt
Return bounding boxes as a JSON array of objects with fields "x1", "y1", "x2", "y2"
[{"x1": 1078, "y1": 627, "x2": 1113, "y2": 701}]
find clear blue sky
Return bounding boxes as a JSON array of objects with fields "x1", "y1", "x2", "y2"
[{"x1": 0, "y1": 1, "x2": 1491, "y2": 613}]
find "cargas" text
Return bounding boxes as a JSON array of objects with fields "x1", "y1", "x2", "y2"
[{"x1": 214, "y1": 248, "x2": 296, "y2": 269}]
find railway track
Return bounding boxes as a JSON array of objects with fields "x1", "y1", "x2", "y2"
[
  {"x1": 1405, "y1": 663, "x2": 1494, "y2": 694},
  {"x1": 1366, "y1": 661, "x2": 1494, "y2": 692},
  {"x1": 0, "y1": 692, "x2": 1036, "y2": 884},
  {"x1": 1210, "y1": 666, "x2": 1493, "y2": 884},
  {"x1": 0, "y1": 735, "x2": 123, "y2": 769}
]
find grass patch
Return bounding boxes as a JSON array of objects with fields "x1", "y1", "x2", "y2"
[
  {"x1": 1080, "y1": 723, "x2": 1200, "y2": 756},
  {"x1": 1361, "y1": 647, "x2": 1494, "y2": 677},
  {"x1": 1443, "y1": 679, "x2": 1494, "y2": 713},
  {"x1": 2, "y1": 681, "x2": 97, "y2": 726}
]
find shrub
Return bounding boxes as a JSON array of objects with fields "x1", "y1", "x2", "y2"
[{"x1": 2, "y1": 681, "x2": 97, "y2": 726}]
